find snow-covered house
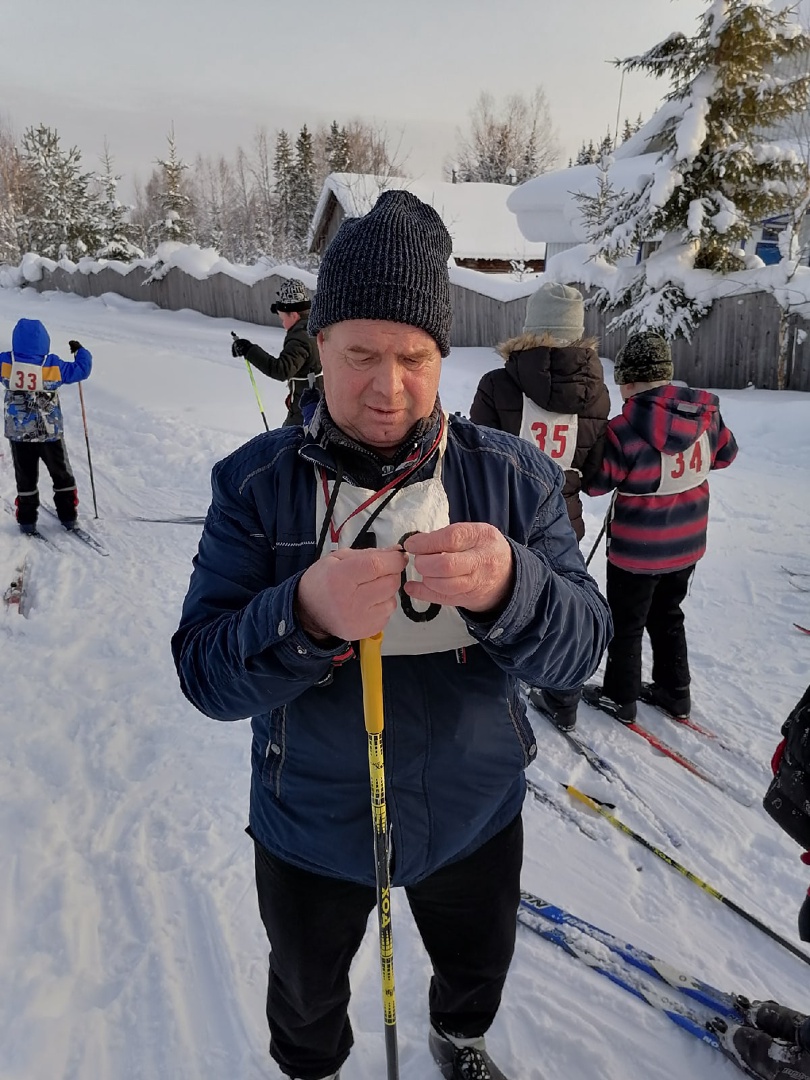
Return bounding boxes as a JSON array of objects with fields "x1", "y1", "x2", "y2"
[{"x1": 309, "y1": 173, "x2": 547, "y2": 273}]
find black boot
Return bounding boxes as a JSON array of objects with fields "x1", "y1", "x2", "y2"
[
  {"x1": 428, "y1": 1024, "x2": 510, "y2": 1080},
  {"x1": 735, "y1": 997, "x2": 810, "y2": 1048},
  {"x1": 582, "y1": 684, "x2": 637, "y2": 724},
  {"x1": 639, "y1": 682, "x2": 691, "y2": 719},
  {"x1": 710, "y1": 1017, "x2": 810, "y2": 1080},
  {"x1": 528, "y1": 687, "x2": 577, "y2": 732}
]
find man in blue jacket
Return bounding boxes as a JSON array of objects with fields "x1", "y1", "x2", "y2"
[
  {"x1": 172, "y1": 191, "x2": 611, "y2": 1080},
  {"x1": 1, "y1": 318, "x2": 92, "y2": 533}
]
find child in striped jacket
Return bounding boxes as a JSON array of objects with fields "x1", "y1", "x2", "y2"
[{"x1": 581, "y1": 331, "x2": 738, "y2": 724}]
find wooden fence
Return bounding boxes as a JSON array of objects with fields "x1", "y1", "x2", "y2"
[{"x1": 29, "y1": 263, "x2": 810, "y2": 391}]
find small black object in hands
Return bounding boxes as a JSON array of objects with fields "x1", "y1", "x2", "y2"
[{"x1": 68, "y1": 340, "x2": 81, "y2": 354}]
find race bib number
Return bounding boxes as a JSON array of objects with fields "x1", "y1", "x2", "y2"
[
  {"x1": 9, "y1": 359, "x2": 44, "y2": 393},
  {"x1": 519, "y1": 399, "x2": 578, "y2": 471},
  {"x1": 658, "y1": 432, "x2": 712, "y2": 494}
]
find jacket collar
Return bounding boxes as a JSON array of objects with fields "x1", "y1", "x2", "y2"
[{"x1": 300, "y1": 398, "x2": 443, "y2": 490}]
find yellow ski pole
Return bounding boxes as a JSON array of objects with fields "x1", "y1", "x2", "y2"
[
  {"x1": 231, "y1": 332, "x2": 269, "y2": 431},
  {"x1": 565, "y1": 785, "x2": 810, "y2": 967},
  {"x1": 359, "y1": 632, "x2": 399, "y2": 1080}
]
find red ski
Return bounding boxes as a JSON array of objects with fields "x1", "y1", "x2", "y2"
[{"x1": 795, "y1": 624, "x2": 810, "y2": 635}]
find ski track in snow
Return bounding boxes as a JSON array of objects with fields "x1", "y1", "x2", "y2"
[{"x1": 0, "y1": 285, "x2": 809, "y2": 1079}]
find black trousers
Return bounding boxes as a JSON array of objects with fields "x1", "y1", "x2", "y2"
[
  {"x1": 253, "y1": 814, "x2": 523, "y2": 1080},
  {"x1": 603, "y1": 561, "x2": 695, "y2": 705},
  {"x1": 9, "y1": 439, "x2": 78, "y2": 524}
]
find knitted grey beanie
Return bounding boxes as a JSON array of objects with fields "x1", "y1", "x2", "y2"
[
  {"x1": 308, "y1": 190, "x2": 453, "y2": 356},
  {"x1": 523, "y1": 281, "x2": 585, "y2": 343},
  {"x1": 614, "y1": 331, "x2": 673, "y2": 385}
]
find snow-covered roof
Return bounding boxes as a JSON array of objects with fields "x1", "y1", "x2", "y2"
[
  {"x1": 311, "y1": 173, "x2": 547, "y2": 261},
  {"x1": 507, "y1": 155, "x2": 662, "y2": 245}
]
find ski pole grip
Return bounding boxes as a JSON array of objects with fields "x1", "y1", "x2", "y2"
[{"x1": 360, "y1": 633, "x2": 385, "y2": 734}]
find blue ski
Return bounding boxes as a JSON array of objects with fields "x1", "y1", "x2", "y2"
[{"x1": 518, "y1": 891, "x2": 743, "y2": 1020}]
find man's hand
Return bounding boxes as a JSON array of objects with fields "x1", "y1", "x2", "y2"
[
  {"x1": 231, "y1": 337, "x2": 253, "y2": 358},
  {"x1": 296, "y1": 547, "x2": 408, "y2": 642},
  {"x1": 402, "y1": 523, "x2": 515, "y2": 616},
  {"x1": 68, "y1": 340, "x2": 82, "y2": 354}
]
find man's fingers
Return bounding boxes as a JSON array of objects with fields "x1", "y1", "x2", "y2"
[
  {"x1": 402, "y1": 522, "x2": 479, "y2": 555},
  {"x1": 327, "y1": 547, "x2": 408, "y2": 581}
]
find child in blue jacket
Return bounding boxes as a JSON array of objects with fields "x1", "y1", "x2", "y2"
[{"x1": 1, "y1": 318, "x2": 92, "y2": 532}]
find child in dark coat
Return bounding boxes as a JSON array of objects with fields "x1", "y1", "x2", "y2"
[{"x1": 581, "y1": 330, "x2": 738, "y2": 724}]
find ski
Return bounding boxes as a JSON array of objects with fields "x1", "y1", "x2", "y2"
[
  {"x1": 518, "y1": 890, "x2": 744, "y2": 1020},
  {"x1": 517, "y1": 902, "x2": 739, "y2": 1060},
  {"x1": 626, "y1": 720, "x2": 753, "y2": 805},
  {"x1": 41, "y1": 507, "x2": 109, "y2": 556},
  {"x1": 3, "y1": 555, "x2": 31, "y2": 616},
  {"x1": 3, "y1": 502, "x2": 60, "y2": 547},
  {"x1": 525, "y1": 779, "x2": 604, "y2": 841},
  {"x1": 132, "y1": 515, "x2": 206, "y2": 525},
  {"x1": 795, "y1": 624, "x2": 810, "y2": 636},
  {"x1": 638, "y1": 694, "x2": 748, "y2": 763},
  {"x1": 583, "y1": 689, "x2": 752, "y2": 805},
  {"x1": 528, "y1": 691, "x2": 683, "y2": 847},
  {"x1": 782, "y1": 567, "x2": 810, "y2": 578}
]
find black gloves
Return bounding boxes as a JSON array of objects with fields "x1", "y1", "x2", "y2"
[
  {"x1": 68, "y1": 340, "x2": 82, "y2": 355},
  {"x1": 231, "y1": 337, "x2": 253, "y2": 358}
]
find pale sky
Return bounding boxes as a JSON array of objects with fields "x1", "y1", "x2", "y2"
[{"x1": 0, "y1": 0, "x2": 715, "y2": 193}]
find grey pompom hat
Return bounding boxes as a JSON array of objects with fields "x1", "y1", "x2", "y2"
[
  {"x1": 614, "y1": 331, "x2": 673, "y2": 385},
  {"x1": 308, "y1": 190, "x2": 453, "y2": 356},
  {"x1": 523, "y1": 281, "x2": 585, "y2": 343}
]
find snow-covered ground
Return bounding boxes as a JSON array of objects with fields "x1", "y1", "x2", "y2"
[{"x1": 0, "y1": 284, "x2": 808, "y2": 1080}]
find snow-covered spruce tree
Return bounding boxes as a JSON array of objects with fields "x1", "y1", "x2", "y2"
[
  {"x1": 324, "y1": 120, "x2": 351, "y2": 173},
  {"x1": 151, "y1": 128, "x2": 193, "y2": 245},
  {"x1": 273, "y1": 129, "x2": 295, "y2": 260},
  {"x1": 95, "y1": 144, "x2": 144, "y2": 260},
  {"x1": 291, "y1": 124, "x2": 317, "y2": 253},
  {"x1": 18, "y1": 124, "x2": 106, "y2": 260},
  {"x1": 591, "y1": 0, "x2": 810, "y2": 338}
]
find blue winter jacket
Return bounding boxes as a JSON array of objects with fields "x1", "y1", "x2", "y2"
[
  {"x1": 172, "y1": 410, "x2": 611, "y2": 887},
  {"x1": 1, "y1": 318, "x2": 92, "y2": 441}
]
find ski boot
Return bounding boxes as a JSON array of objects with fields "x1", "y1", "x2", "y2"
[
  {"x1": 582, "y1": 684, "x2": 637, "y2": 724},
  {"x1": 527, "y1": 687, "x2": 577, "y2": 732},
  {"x1": 429, "y1": 1023, "x2": 511, "y2": 1079},
  {"x1": 709, "y1": 1015, "x2": 810, "y2": 1080},
  {"x1": 640, "y1": 682, "x2": 691, "y2": 719}
]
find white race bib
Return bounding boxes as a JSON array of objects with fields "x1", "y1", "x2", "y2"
[
  {"x1": 657, "y1": 432, "x2": 712, "y2": 494},
  {"x1": 518, "y1": 398, "x2": 578, "y2": 471},
  {"x1": 314, "y1": 428, "x2": 477, "y2": 656},
  {"x1": 9, "y1": 359, "x2": 44, "y2": 393}
]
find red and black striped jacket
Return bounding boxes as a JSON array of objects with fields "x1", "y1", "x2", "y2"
[{"x1": 583, "y1": 384, "x2": 738, "y2": 574}]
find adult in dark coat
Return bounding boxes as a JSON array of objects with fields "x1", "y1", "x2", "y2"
[
  {"x1": 173, "y1": 193, "x2": 610, "y2": 1080},
  {"x1": 470, "y1": 281, "x2": 610, "y2": 731},
  {"x1": 231, "y1": 278, "x2": 322, "y2": 426},
  {"x1": 470, "y1": 282, "x2": 609, "y2": 542}
]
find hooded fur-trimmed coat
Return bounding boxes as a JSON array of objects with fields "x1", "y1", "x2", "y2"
[{"x1": 470, "y1": 334, "x2": 610, "y2": 541}]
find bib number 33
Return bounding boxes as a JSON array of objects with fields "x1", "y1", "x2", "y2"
[{"x1": 10, "y1": 360, "x2": 44, "y2": 392}]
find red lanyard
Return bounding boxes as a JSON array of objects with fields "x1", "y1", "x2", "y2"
[{"x1": 319, "y1": 416, "x2": 445, "y2": 547}]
